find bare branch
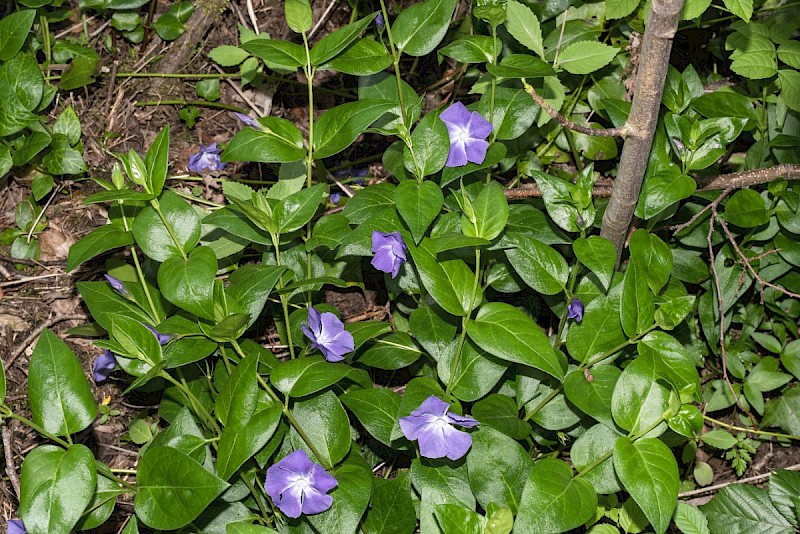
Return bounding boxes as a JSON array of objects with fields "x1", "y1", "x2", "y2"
[
  {"x1": 505, "y1": 184, "x2": 613, "y2": 199},
  {"x1": 698, "y1": 163, "x2": 800, "y2": 191}
]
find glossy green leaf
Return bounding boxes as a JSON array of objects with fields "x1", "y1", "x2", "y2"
[
  {"x1": 310, "y1": 14, "x2": 376, "y2": 65},
  {"x1": 217, "y1": 404, "x2": 282, "y2": 480},
  {"x1": 313, "y1": 99, "x2": 396, "y2": 159},
  {"x1": 614, "y1": 437, "x2": 678, "y2": 534},
  {"x1": 438, "y1": 35, "x2": 499, "y2": 63},
  {"x1": 571, "y1": 424, "x2": 622, "y2": 494},
  {"x1": 285, "y1": 0, "x2": 312, "y2": 33},
  {"x1": 395, "y1": 180, "x2": 444, "y2": 243},
  {"x1": 621, "y1": 262, "x2": 654, "y2": 338},
  {"x1": 607, "y1": 0, "x2": 639, "y2": 19},
  {"x1": 0, "y1": 10, "x2": 36, "y2": 61},
  {"x1": 409, "y1": 305, "x2": 457, "y2": 360},
  {"x1": 271, "y1": 356, "x2": 353, "y2": 396},
  {"x1": 462, "y1": 181, "x2": 508, "y2": 241},
  {"x1": 611, "y1": 357, "x2": 669, "y2": 435},
  {"x1": 638, "y1": 331, "x2": 701, "y2": 399},
  {"x1": 225, "y1": 265, "x2": 287, "y2": 327},
  {"x1": 362, "y1": 472, "x2": 416, "y2": 534},
  {"x1": 557, "y1": 41, "x2": 618, "y2": 74},
  {"x1": 723, "y1": 189, "x2": 770, "y2": 228},
  {"x1": 135, "y1": 446, "x2": 229, "y2": 530},
  {"x1": 629, "y1": 230, "x2": 672, "y2": 293},
  {"x1": 145, "y1": 125, "x2": 170, "y2": 196},
  {"x1": 307, "y1": 462, "x2": 373, "y2": 534},
  {"x1": 322, "y1": 38, "x2": 393, "y2": 75},
  {"x1": 700, "y1": 483, "x2": 793, "y2": 533},
  {"x1": 411, "y1": 459, "x2": 475, "y2": 533},
  {"x1": 132, "y1": 191, "x2": 201, "y2": 262},
  {"x1": 111, "y1": 315, "x2": 162, "y2": 365},
  {"x1": 274, "y1": 183, "x2": 324, "y2": 233},
  {"x1": 66, "y1": 225, "x2": 134, "y2": 272},
  {"x1": 74, "y1": 475, "x2": 122, "y2": 531},
  {"x1": 28, "y1": 330, "x2": 96, "y2": 437},
  {"x1": 466, "y1": 302, "x2": 563, "y2": 379},
  {"x1": 573, "y1": 236, "x2": 616, "y2": 291},
  {"x1": 506, "y1": 235, "x2": 568, "y2": 295},
  {"x1": 762, "y1": 386, "x2": 800, "y2": 436},
  {"x1": 290, "y1": 390, "x2": 351, "y2": 467},
  {"x1": 241, "y1": 38, "x2": 305, "y2": 69},
  {"x1": 438, "y1": 339, "x2": 506, "y2": 402},
  {"x1": 564, "y1": 365, "x2": 620, "y2": 428},
  {"x1": 76, "y1": 281, "x2": 154, "y2": 332},
  {"x1": 467, "y1": 426, "x2": 532, "y2": 512},
  {"x1": 722, "y1": 0, "x2": 752, "y2": 21},
  {"x1": 672, "y1": 503, "x2": 710, "y2": 534},
  {"x1": 404, "y1": 110, "x2": 449, "y2": 178},
  {"x1": 485, "y1": 54, "x2": 555, "y2": 80},
  {"x1": 407, "y1": 238, "x2": 467, "y2": 316},
  {"x1": 19, "y1": 444, "x2": 96, "y2": 534},
  {"x1": 222, "y1": 116, "x2": 306, "y2": 163},
  {"x1": 769, "y1": 469, "x2": 800, "y2": 529},
  {"x1": 504, "y1": 0, "x2": 544, "y2": 57},
  {"x1": 472, "y1": 394, "x2": 530, "y2": 440},
  {"x1": 216, "y1": 353, "x2": 259, "y2": 430},
  {"x1": 157, "y1": 246, "x2": 217, "y2": 321},
  {"x1": 393, "y1": 0, "x2": 458, "y2": 56},
  {"x1": 341, "y1": 387, "x2": 401, "y2": 446},
  {"x1": 359, "y1": 332, "x2": 423, "y2": 370},
  {"x1": 515, "y1": 458, "x2": 597, "y2": 533}
]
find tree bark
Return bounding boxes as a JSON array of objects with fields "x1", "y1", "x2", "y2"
[{"x1": 599, "y1": 0, "x2": 684, "y2": 263}]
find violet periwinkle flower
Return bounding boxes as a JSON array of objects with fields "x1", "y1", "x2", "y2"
[
  {"x1": 567, "y1": 298, "x2": 584, "y2": 323},
  {"x1": 371, "y1": 231, "x2": 407, "y2": 279},
  {"x1": 376, "y1": 12, "x2": 385, "y2": 29},
  {"x1": 93, "y1": 350, "x2": 118, "y2": 382},
  {"x1": 188, "y1": 142, "x2": 226, "y2": 173},
  {"x1": 7, "y1": 520, "x2": 25, "y2": 534},
  {"x1": 399, "y1": 395, "x2": 479, "y2": 460},
  {"x1": 264, "y1": 449, "x2": 338, "y2": 518},
  {"x1": 329, "y1": 190, "x2": 342, "y2": 205},
  {"x1": 440, "y1": 102, "x2": 492, "y2": 167},
  {"x1": 144, "y1": 324, "x2": 171, "y2": 345},
  {"x1": 233, "y1": 112, "x2": 261, "y2": 129},
  {"x1": 104, "y1": 274, "x2": 128, "y2": 296},
  {"x1": 301, "y1": 306, "x2": 354, "y2": 362}
]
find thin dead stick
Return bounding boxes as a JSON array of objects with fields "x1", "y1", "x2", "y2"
[
  {"x1": 0, "y1": 272, "x2": 65, "y2": 288},
  {"x1": 670, "y1": 189, "x2": 731, "y2": 234},
  {"x1": 679, "y1": 463, "x2": 800, "y2": 498},
  {"x1": 698, "y1": 163, "x2": 800, "y2": 191},
  {"x1": 2, "y1": 424, "x2": 21, "y2": 500},
  {"x1": 309, "y1": 0, "x2": 340, "y2": 39},
  {"x1": 521, "y1": 79, "x2": 628, "y2": 138},
  {"x1": 3, "y1": 314, "x2": 85, "y2": 372},
  {"x1": 246, "y1": 0, "x2": 260, "y2": 34},
  {"x1": 505, "y1": 185, "x2": 614, "y2": 199}
]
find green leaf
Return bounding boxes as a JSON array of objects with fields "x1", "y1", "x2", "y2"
[
  {"x1": 19, "y1": 444, "x2": 96, "y2": 534},
  {"x1": 472, "y1": 394, "x2": 530, "y2": 440},
  {"x1": 409, "y1": 305, "x2": 457, "y2": 360},
  {"x1": 310, "y1": 14, "x2": 376, "y2": 65},
  {"x1": 241, "y1": 38, "x2": 305, "y2": 70},
  {"x1": 227, "y1": 523, "x2": 278, "y2": 533},
  {"x1": 621, "y1": 262, "x2": 654, "y2": 338},
  {"x1": 557, "y1": 41, "x2": 618, "y2": 74},
  {"x1": 411, "y1": 458, "x2": 475, "y2": 533},
  {"x1": 467, "y1": 426, "x2": 532, "y2": 512},
  {"x1": 342, "y1": 183, "x2": 396, "y2": 224},
  {"x1": 74, "y1": 474, "x2": 123, "y2": 531},
  {"x1": 515, "y1": 458, "x2": 597, "y2": 533},
  {"x1": 441, "y1": 143, "x2": 507, "y2": 187},
  {"x1": 611, "y1": 357, "x2": 669, "y2": 435},
  {"x1": 216, "y1": 353, "x2": 259, "y2": 430},
  {"x1": 111, "y1": 315, "x2": 163, "y2": 366},
  {"x1": 404, "y1": 110, "x2": 449, "y2": 178},
  {"x1": 613, "y1": 437, "x2": 679, "y2": 534},
  {"x1": 66, "y1": 225, "x2": 134, "y2": 272},
  {"x1": 700, "y1": 484, "x2": 793, "y2": 533},
  {"x1": 462, "y1": 181, "x2": 508, "y2": 241},
  {"x1": 222, "y1": 116, "x2": 306, "y2": 163},
  {"x1": 362, "y1": 472, "x2": 416, "y2": 534},
  {"x1": 393, "y1": 0, "x2": 458, "y2": 56},
  {"x1": 285, "y1": 0, "x2": 312, "y2": 33},
  {"x1": 290, "y1": 390, "x2": 351, "y2": 467},
  {"x1": 322, "y1": 38, "x2": 393, "y2": 75},
  {"x1": 636, "y1": 170, "x2": 696, "y2": 220},
  {"x1": 485, "y1": 55, "x2": 555, "y2": 80},
  {"x1": 606, "y1": 0, "x2": 640, "y2": 19},
  {"x1": 28, "y1": 330, "x2": 96, "y2": 437},
  {"x1": 438, "y1": 338, "x2": 506, "y2": 402},
  {"x1": 722, "y1": 0, "x2": 753, "y2": 21},
  {"x1": 53, "y1": 107, "x2": 82, "y2": 146},
  {"x1": 722, "y1": 189, "x2": 769, "y2": 228},
  {"x1": 778, "y1": 41, "x2": 800, "y2": 69},
  {"x1": 638, "y1": 331, "x2": 700, "y2": 398},
  {"x1": 132, "y1": 191, "x2": 201, "y2": 262},
  {"x1": 145, "y1": 125, "x2": 170, "y2": 196},
  {"x1": 341, "y1": 387, "x2": 401, "y2": 446},
  {"x1": 307, "y1": 462, "x2": 372, "y2": 534},
  {"x1": 769, "y1": 469, "x2": 800, "y2": 529},
  {"x1": 76, "y1": 281, "x2": 154, "y2": 332},
  {"x1": 135, "y1": 446, "x2": 229, "y2": 530},
  {"x1": 566, "y1": 293, "x2": 626, "y2": 362},
  {"x1": 157, "y1": 246, "x2": 217, "y2": 321},
  {"x1": 274, "y1": 183, "x2": 324, "y2": 233},
  {"x1": 359, "y1": 332, "x2": 423, "y2": 370},
  {"x1": 271, "y1": 356, "x2": 353, "y2": 396},
  {"x1": 762, "y1": 386, "x2": 800, "y2": 436},
  {"x1": 407, "y1": 238, "x2": 467, "y2": 316},
  {"x1": 209, "y1": 45, "x2": 250, "y2": 66},
  {"x1": 505, "y1": 235, "x2": 568, "y2": 295},
  {"x1": 572, "y1": 424, "x2": 622, "y2": 495},
  {"x1": 435, "y1": 504, "x2": 483, "y2": 534},
  {"x1": 395, "y1": 180, "x2": 444, "y2": 244},
  {"x1": 564, "y1": 366, "x2": 620, "y2": 428},
  {"x1": 504, "y1": 0, "x2": 544, "y2": 58},
  {"x1": 673, "y1": 503, "x2": 710, "y2": 534},
  {"x1": 466, "y1": 302, "x2": 563, "y2": 379},
  {"x1": 0, "y1": 10, "x2": 36, "y2": 61},
  {"x1": 42, "y1": 136, "x2": 87, "y2": 175},
  {"x1": 439, "y1": 35, "x2": 500, "y2": 64},
  {"x1": 154, "y1": 13, "x2": 186, "y2": 41},
  {"x1": 778, "y1": 70, "x2": 800, "y2": 113},
  {"x1": 0, "y1": 51, "x2": 43, "y2": 112},
  {"x1": 217, "y1": 404, "x2": 282, "y2": 480},
  {"x1": 629, "y1": 229, "x2": 672, "y2": 293},
  {"x1": 313, "y1": 99, "x2": 395, "y2": 159},
  {"x1": 573, "y1": 237, "x2": 616, "y2": 291}
]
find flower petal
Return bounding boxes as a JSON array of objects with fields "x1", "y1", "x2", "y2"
[
  {"x1": 300, "y1": 488, "x2": 334, "y2": 516},
  {"x1": 440, "y1": 102, "x2": 472, "y2": 127},
  {"x1": 93, "y1": 350, "x2": 117, "y2": 382},
  {"x1": 310, "y1": 464, "x2": 339, "y2": 493},
  {"x1": 441, "y1": 426, "x2": 473, "y2": 460},
  {"x1": 416, "y1": 395, "x2": 450, "y2": 416},
  {"x1": 467, "y1": 111, "x2": 493, "y2": 139},
  {"x1": 446, "y1": 140, "x2": 468, "y2": 167},
  {"x1": 7, "y1": 519, "x2": 26, "y2": 534},
  {"x1": 306, "y1": 307, "x2": 322, "y2": 337},
  {"x1": 464, "y1": 138, "x2": 490, "y2": 164},
  {"x1": 446, "y1": 411, "x2": 479, "y2": 428}
]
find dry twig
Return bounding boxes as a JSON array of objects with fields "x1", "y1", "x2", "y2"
[
  {"x1": 2, "y1": 424, "x2": 21, "y2": 500},
  {"x1": 3, "y1": 314, "x2": 85, "y2": 373}
]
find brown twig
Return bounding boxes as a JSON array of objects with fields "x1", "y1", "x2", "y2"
[
  {"x1": 4, "y1": 314, "x2": 85, "y2": 373},
  {"x1": 698, "y1": 164, "x2": 800, "y2": 191},
  {"x1": 521, "y1": 79, "x2": 628, "y2": 138},
  {"x1": 505, "y1": 184, "x2": 614, "y2": 200},
  {"x1": 2, "y1": 423, "x2": 21, "y2": 500},
  {"x1": 678, "y1": 462, "x2": 800, "y2": 499},
  {"x1": 0, "y1": 255, "x2": 65, "y2": 267},
  {"x1": 670, "y1": 189, "x2": 731, "y2": 235}
]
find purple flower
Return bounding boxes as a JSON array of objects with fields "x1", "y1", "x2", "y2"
[
  {"x1": 7, "y1": 520, "x2": 25, "y2": 534},
  {"x1": 144, "y1": 324, "x2": 171, "y2": 345},
  {"x1": 567, "y1": 298, "x2": 584, "y2": 322},
  {"x1": 93, "y1": 350, "x2": 117, "y2": 382},
  {"x1": 188, "y1": 142, "x2": 226, "y2": 173},
  {"x1": 376, "y1": 12, "x2": 385, "y2": 29},
  {"x1": 301, "y1": 307, "x2": 354, "y2": 362},
  {"x1": 371, "y1": 231, "x2": 407, "y2": 278},
  {"x1": 264, "y1": 449, "x2": 338, "y2": 518},
  {"x1": 399, "y1": 395, "x2": 479, "y2": 460},
  {"x1": 233, "y1": 112, "x2": 261, "y2": 129},
  {"x1": 329, "y1": 191, "x2": 342, "y2": 205},
  {"x1": 104, "y1": 274, "x2": 128, "y2": 296},
  {"x1": 440, "y1": 102, "x2": 492, "y2": 167}
]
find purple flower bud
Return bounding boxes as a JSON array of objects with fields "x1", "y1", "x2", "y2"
[
  {"x1": 7, "y1": 520, "x2": 26, "y2": 534},
  {"x1": 188, "y1": 142, "x2": 226, "y2": 173},
  {"x1": 329, "y1": 191, "x2": 342, "y2": 205},
  {"x1": 301, "y1": 306, "x2": 354, "y2": 362},
  {"x1": 233, "y1": 112, "x2": 261, "y2": 129},
  {"x1": 264, "y1": 449, "x2": 338, "y2": 518},
  {"x1": 371, "y1": 231, "x2": 407, "y2": 279},
  {"x1": 93, "y1": 350, "x2": 118, "y2": 382},
  {"x1": 399, "y1": 395, "x2": 479, "y2": 460},
  {"x1": 144, "y1": 324, "x2": 171, "y2": 345},
  {"x1": 376, "y1": 12, "x2": 385, "y2": 29},
  {"x1": 575, "y1": 213, "x2": 584, "y2": 228},
  {"x1": 440, "y1": 102, "x2": 493, "y2": 167},
  {"x1": 104, "y1": 274, "x2": 128, "y2": 296},
  {"x1": 567, "y1": 298, "x2": 584, "y2": 323}
]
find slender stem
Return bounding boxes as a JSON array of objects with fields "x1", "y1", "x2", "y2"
[
  {"x1": 272, "y1": 236, "x2": 296, "y2": 359},
  {"x1": 302, "y1": 31, "x2": 315, "y2": 188},
  {"x1": 378, "y1": 0, "x2": 407, "y2": 124},
  {"x1": 160, "y1": 372, "x2": 221, "y2": 434},
  {"x1": 523, "y1": 385, "x2": 563, "y2": 422},
  {"x1": 150, "y1": 198, "x2": 188, "y2": 260},
  {"x1": 554, "y1": 264, "x2": 583, "y2": 350},
  {"x1": 704, "y1": 415, "x2": 800, "y2": 441},
  {"x1": 444, "y1": 250, "x2": 482, "y2": 397},
  {"x1": 119, "y1": 203, "x2": 161, "y2": 322},
  {"x1": 134, "y1": 100, "x2": 248, "y2": 113},
  {"x1": 488, "y1": 25, "x2": 498, "y2": 138},
  {"x1": 240, "y1": 470, "x2": 273, "y2": 526}
]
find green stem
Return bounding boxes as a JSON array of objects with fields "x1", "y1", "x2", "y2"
[
  {"x1": 150, "y1": 198, "x2": 188, "y2": 260},
  {"x1": 240, "y1": 470, "x2": 273, "y2": 526},
  {"x1": 444, "y1": 250, "x2": 482, "y2": 398},
  {"x1": 1, "y1": 409, "x2": 135, "y2": 491},
  {"x1": 302, "y1": 31, "x2": 315, "y2": 188},
  {"x1": 134, "y1": 100, "x2": 248, "y2": 113},
  {"x1": 523, "y1": 385, "x2": 563, "y2": 422},
  {"x1": 553, "y1": 264, "x2": 583, "y2": 350},
  {"x1": 704, "y1": 415, "x2": 800, "y2": 441},
  {"x1": 118, "y1": 203, "x2": 161, "y2": 322},
  {"x1": 160, "y1": 372, "x2": 221, "y2": 434},
  {"x1": 575, "y1": 415, "x2": 666, "y2": 479},
  {"x1": 272, "y1": 236, "x2": 296, "y2": 359}
]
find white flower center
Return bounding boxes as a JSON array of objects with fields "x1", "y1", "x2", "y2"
[
  {"x1": 452, "y1": 125, "x2": 471, "y2": 144},
  {"x1": 291, "y1": 473, "x2": 312, "y2": 492}
]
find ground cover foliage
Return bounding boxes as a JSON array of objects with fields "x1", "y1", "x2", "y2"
[{"x1": 2, "y1": 0, "x2": 800, "y2": 532}]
